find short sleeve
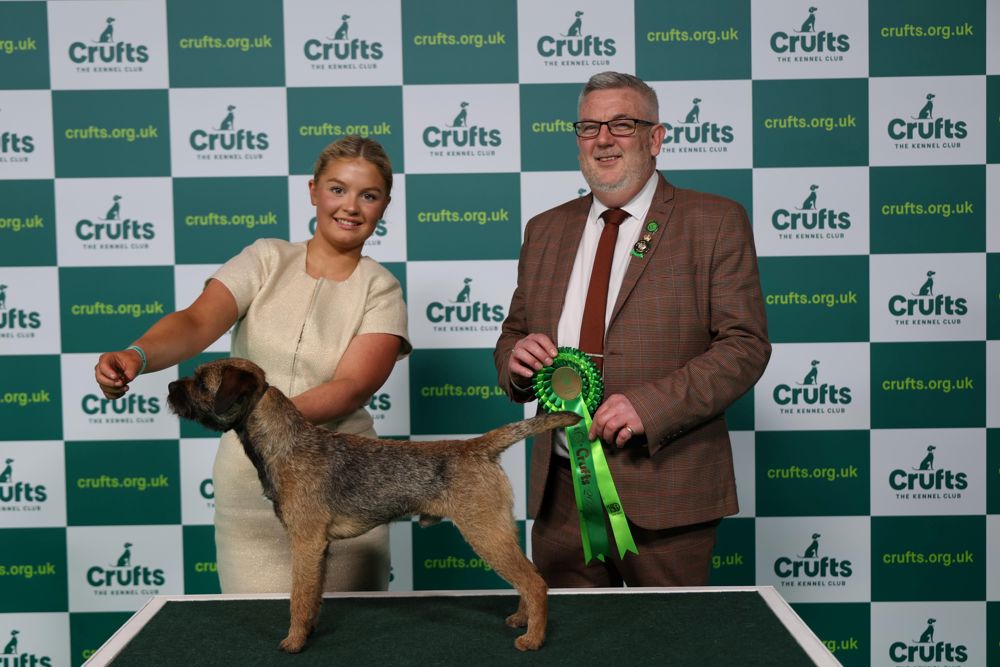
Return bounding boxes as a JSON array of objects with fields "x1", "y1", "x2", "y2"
[
  {"x1": 358, "y1": 262, "x2": 411, "y2": 358},
  {"x1": 209, "y1": 239, "x2": 276, "y2": 318}
]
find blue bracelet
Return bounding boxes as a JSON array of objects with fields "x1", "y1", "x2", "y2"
[{"x1": 126, "y1": 345, "x2": 148, "y2": 376}]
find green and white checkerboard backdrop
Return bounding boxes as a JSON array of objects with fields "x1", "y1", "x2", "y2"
[{"x1": 0, "y1": 0, "x2": 997, "y2": 664}]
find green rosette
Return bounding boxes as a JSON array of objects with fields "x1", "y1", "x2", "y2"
[{"x1": 534, "y1": 347, "x2": 638, "y2": 565}]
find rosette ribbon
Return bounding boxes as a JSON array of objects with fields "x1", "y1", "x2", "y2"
[{"x1": 534, "y1": 347, "x2": 638, "y2": 565}]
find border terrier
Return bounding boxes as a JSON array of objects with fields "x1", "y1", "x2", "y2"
[{"x1": 167, "y1": 358, "x2": 578, "y2": 653}]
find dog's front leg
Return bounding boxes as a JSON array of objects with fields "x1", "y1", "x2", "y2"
[{"x1": 279, "y1": 531, "x2": 329, "y2": 653}]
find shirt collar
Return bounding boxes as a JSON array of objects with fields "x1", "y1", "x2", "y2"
[{"x1": 589, "y1": 171, "x2": 659, "y2": 225}]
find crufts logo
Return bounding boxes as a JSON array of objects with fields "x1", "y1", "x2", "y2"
[
  {"x1": 425, "y1": 277, "x2": 505, "y2": 329},
  {"x1": 887, "y1": 94, "x2": 967, "y2": 144},
  {"x1": 773, "y1": 532, "x2": 853, "y2": 582},
  {"x1": 68, "y1": 16, "x2": 149, "y2": 65},
  {"x1": 771, "y1": 184, "x2": 851, "y2": 234},
  {"x1": 422, "y1": 102, "x2": 501, "y2": 153},
  {"x1": 889, "y1": 618, "x2": 968, "y2": 664},
  {"x1": 0, "y1": 283, "x2": 42, "y2": 336},
  {"x1": 773, "y1": 359, "x2": 852, "y2": 412},
  {"x1": 75, "y1": 195, "x2": 155, "y2": 247},
  {"x1": 887, "y1": 270, "x2": 967, "y2": 320},
  {"x1": 0, "y1": 109, "x2": 35, "y2": 157},
  {"x1": 189, "y1": 105, "x2": 270, "y2": 154},
  {"x1": 0, "y1": 629, "x2": 52, "y2": 667},
  {"x1": 0, "y1": 457, "x2": 48, "y2": 508},
  {"x1": 661, "y1": 98, "x2": 733, "y2": 150},
  {"x1": 304, "y1": 13, "x2": 384, "y2": 63},
  {"x1": 537, "y1": 10, "x2": 616, "y2": 59},
  {"x1": 770, "y1": 6, "x2": 850, "y2": 57},
  {"x1": 888, "y1": 445, "x2": 967, "y2": 497},
  {"x1": 86, "y1": 542, "x2": 166, "y2": 590}
]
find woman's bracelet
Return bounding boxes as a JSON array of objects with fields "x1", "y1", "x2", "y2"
[{"x1": 126, "y1": 345, "x2": 148, "y2": 376}]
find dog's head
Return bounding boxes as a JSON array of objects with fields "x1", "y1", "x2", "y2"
[{"x1": 168, "y1": 358, "x2": 269, "y2": 432}]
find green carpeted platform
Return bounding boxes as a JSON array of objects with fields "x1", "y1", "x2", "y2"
[{"x1": 98, "y1": 591, "x2": 827, "y2": 666}]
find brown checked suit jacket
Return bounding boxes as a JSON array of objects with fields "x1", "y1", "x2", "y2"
[{"x1": 495, "y1": 173, "x2": 771, "y2": 531}]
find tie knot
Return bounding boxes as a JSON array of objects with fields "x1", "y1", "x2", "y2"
[{"x1": 600, "y1": 208, "x2": 629, "y2": 227}]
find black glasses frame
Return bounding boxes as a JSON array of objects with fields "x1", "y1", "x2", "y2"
[{"x1": 572, "y1": 118, "x2": 656, "y2": 138}]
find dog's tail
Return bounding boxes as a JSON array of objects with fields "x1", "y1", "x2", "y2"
[{"x1": 464, "y1": 411, "x2": 580, "y2": 457}]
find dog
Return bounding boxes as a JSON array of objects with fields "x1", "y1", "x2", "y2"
[
  {"x1": 800, "y1": 7, "x2": 816, "y2": 32},
  {"x1": 98, "y1": 17, "x2": 115, "y2": 43},
  {"x1": 451, "y1": 101, "x2": 469, "y2": 127},
  {"x1": 916, "y1": 93, "x2": 935, "y2": 120},
  {"x1": 683, "y1": 98, "x2": 701, "y2": 124},
  {"x1": 3, "y1": 630, "x2": 17, "y2": 655},
  {"x1": 916, "y1": 445, "x2": 936, "y2": 471},
  {"x1": 116, "y1": 542, "x2": 132, "y2": 568},
  {"x1": 800, "y1": 184, "x2": 818, "y2": 210},
  {"x1": 219, "y1": 105, "x2": 236, "y2": 131},
  {"x1": 168, "y1": 358, "x2": 579, "y2": 653},
  {"x1": 565, "y1": 10, "x2": 583, "y2": 36},
  {"x1": 104, "y1": 195, "x2": 122, "y2": 221},
  {"x1": 918, "y1": 618, "x2": 936, "y2": 643},
  {"x1": 916, "y1": 270, "x2": 935, "y2": 296},
  {"x1": 800, "y1": 533, "x2": 821, "y2": 558}
]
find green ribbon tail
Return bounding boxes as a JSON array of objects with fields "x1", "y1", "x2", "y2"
[
  {"x1": 589, "y1": 441, "x2": 639, "y2": 558},
  {"x1": 564, "y1": 396, "x2": 610, "y2": 564}
]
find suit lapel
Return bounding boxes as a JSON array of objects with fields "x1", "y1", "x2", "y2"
[
  {"x1": 609, "y1": 174, "x2": 675, "y2": 325},
  {"x1": 546, "y1": 195, "x2": 591, "y2": 340}
]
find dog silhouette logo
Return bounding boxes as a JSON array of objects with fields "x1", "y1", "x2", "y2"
[
  {"x1": 671, "y1": 98, "x2": 705, "y2": 126},
  {"x1": 914, "y1": 445, "x2": 936, "y2": 471},
  {"x1": 913, "y1": 93, "x2": 935, "y2": 120},
  {"x1": 333, "y1": 14, "x2": 350, "y2": 41},
  {"x1": 916, "y1": 618, "x2": 936, "y2": 643},
  {"x1": 454, "y1": 278, "x2": 472, "y2": 303},
  {"x1": 2, "y1": 629, "x2": 17, "y2": 655},
  {"x1": 799, "y1": 7, "x2": 817, "y2": 33},
  {"x1": 114, "y1": 542, "x2": 133, "y2": 568},
  {"x1": 564, "y1": 10, "x2": 584, "y2": 37},
  {"x1": 799, "y1": 360, "x2": 820, "y2": 386},
  {"x1": 98, "y1": 17, "x2": 115, "y2": 43},
  {"x1": 218, "y1": 105, "x2": 236, "y2": 131},
  {"x1": 799, "y1": 533, "x2": 821, "y2": 558},
  {"x1": 104, "y1": 195, "x2": 122, "y2": 221},
  {"x1": 682, "y1": 98, "x2": 702, "y2": 124},
  {"x1": 0, "y1": 458, "x2": 12, "y2": 483},
  {"x1": 450, "y1": 102, "x2": 469, "y2": 128},
  {"x1": 0, "y1": 284, "x2": 7, "y2": 310},
  {"x1": 800, "y1": 185, "x2": 819, "y2": 210},
  {"x1": 913, "y1": 270, "x2": 935, "y2": 296}
]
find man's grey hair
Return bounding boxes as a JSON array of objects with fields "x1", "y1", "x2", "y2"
[{"x1": 577, "y1": 72, "x2": 659, "y2": 121}]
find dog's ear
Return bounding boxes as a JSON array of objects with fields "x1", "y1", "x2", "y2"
[{"x1": 214, "y1": 366, "x2": 259, "y2": 416}]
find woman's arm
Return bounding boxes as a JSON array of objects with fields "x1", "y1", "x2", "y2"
[
  {"x1": 291, "y1": 332, "x2": 402, "y2": 425},
  {"x1": 94, "y1": 279, "x2": 239, "y2": 399}
]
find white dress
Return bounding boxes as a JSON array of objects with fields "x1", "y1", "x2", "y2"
[{"x1": 210, "y1": 238, "x2": 410, "y2": 593}]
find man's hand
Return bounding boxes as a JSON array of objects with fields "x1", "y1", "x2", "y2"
[
  {"x1": 507, "y1": 333, "x2": 558, "y2": 388},
  {"x1": 590, "y1": 393, "x2": 644, "y2": 448}
]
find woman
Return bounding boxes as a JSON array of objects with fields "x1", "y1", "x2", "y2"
[{"x1": 94, "y1": 136, "x2": 410, "y2": 593}]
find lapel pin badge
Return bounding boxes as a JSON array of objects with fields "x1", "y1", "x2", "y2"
[{"x1": 631, "y1": 220, "x2": 659, "y2": 258}]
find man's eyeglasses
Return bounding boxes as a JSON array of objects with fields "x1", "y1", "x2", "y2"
[{"x1": 572, "y1": 118, "x2": 656, "y2": 138}]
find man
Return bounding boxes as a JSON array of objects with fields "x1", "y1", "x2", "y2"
[{"x1": 494, "y1": 72, "x2": 770, "y2": 587}]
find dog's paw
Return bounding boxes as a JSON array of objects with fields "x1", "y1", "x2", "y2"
[
  {"x1": 279, "y1": 634, "x2": 307, "y2": 653},
  {"x1": 514, "y1": 634, "x2": 544, "y2": 651},
  {"x1": 505, "y1": 611, "x2": 527, "y2": 628}
]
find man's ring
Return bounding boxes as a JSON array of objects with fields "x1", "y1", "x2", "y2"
[{"x1": 624, "y1": 425, "x2": 634, "y2": 437}]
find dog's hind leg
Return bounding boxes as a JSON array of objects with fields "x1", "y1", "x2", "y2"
[
  {"x1": 452, "y1": 511, "x2": 548, "y2": 651},
  {"x1": 279, "y1": 530, "x2": 329, "y2": 653}
]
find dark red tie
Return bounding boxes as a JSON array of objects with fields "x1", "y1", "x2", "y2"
[{"x1": 579, "y1": 208, "x2": 629, "y2": 371}]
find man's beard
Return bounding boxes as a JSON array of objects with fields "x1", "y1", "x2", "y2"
[{"x1": 579, "y1": 141, "x2": 653, "y2": 196}]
